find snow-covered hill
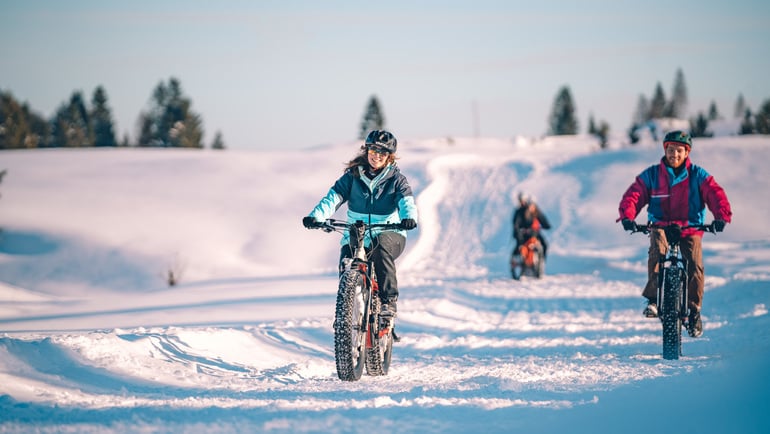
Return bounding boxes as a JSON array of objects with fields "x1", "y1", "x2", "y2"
[{"x1": 1, "y1": 135, "x2": 769, "y2": 433}]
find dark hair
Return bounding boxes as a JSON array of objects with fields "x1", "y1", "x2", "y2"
[{"x1": 344, "y1": 145, "x2": 397, "y2": 173}]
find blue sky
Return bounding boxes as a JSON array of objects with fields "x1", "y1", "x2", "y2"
[{"x1": 2, "y1": 0, "x2": 769, "y2": 150}]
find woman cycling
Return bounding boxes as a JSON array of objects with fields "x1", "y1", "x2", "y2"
[{"x1": 302, "y1": 130, "x2": 419, "y2": 317}]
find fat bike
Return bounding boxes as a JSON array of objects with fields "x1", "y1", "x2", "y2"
[
  {"x1": 510, "y1": 235, "x2": 545, "y2": 280},
  {"x1": 628, "y1": 222, "x2": 717, "y2": 360},
  {"x1": 310, "y1": 219, "x2": 408, "y2": 381}
]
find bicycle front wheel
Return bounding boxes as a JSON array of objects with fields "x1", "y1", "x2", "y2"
[
  {"x1": 511, "y1": 252, "x2": 522, "y2": 280},
  {"x1": 533, "y1": 245, "x2": 545, "y2": 279},
  {"x1": 660, "y1": 268, "x2": 684, "y2": 360},
  {"x1": 334, "y1": 270, "x2": 368, "y2": 381}
]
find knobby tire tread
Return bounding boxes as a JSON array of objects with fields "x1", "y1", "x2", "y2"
[
  {"x1": 334, "y1": 270, "x2": 366, "y2": 381},
  {"x1": 661, "y1": 268, "x2": 684, "y2": 360},
  {"x1": 365, "y1": 297, "x2": 392, "y2": 376}
]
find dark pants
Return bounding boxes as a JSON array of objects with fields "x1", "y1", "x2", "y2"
[
  {"x1": 340, "y1": 231, "x2": 406, "y2": 302},
  {"x1": 643, "y1": 229, "x2": 704, "y2": 312}
]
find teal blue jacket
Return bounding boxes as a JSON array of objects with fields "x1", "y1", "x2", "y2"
[{"x1": 308, "y1": 163, "x2": 418, "y2": 247}]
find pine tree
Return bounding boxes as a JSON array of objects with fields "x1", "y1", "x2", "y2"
[
  {"x1": 632, "y1": 95, "x2": 650, "y2": 124},
  {"x1": 51, "y1": 91, "x2": 92, "y2": 147},
  {"x1": 627, "y1": 124, "x2": 640, "y2": 145},
  {"x1": 1, "y1": 91, "x2": 49, "y2": 149},
  {"x1": 137, "y1": 112, "x2": 154, "y2": 147},
  {"x1": 1, "y1": 91, "x2": 24, "y2": 149},
  {"x1": 664, "y1": 68, "x2": 688, "y2": 118},
  {"x1": 587, "y1": 114, "x2": 597, "y2": 135},
  {"x1": 649, "y1": 83, "x2": 667, "y2": 119},
  {"x1": 547, "y1": 85, "x2": 578, "y2": 135},
  {"x1": 169, "y1": 105, "x2": 204, "y2": 149},
  {"x1": 739, "y1": 108, "x2": 755, "y2": 135},
  {"x1": 756, "y1": 99, "x2": 770, "y2": 134},
  {"x1": 25, "y1": 104, "x2": 49, "y2": 148},
  {"x1": 359, "y1": 95, "x2": 385, "y2": 139},
  {"x1": 137, "y1": 77, "x2": 204, "y2": 148},
  {"x1": 1, "y1": 91, "x2": 28, "y2": 149},
  {"x1": 91, "y1": 86, "x2": 117, "y2": 147},
  {"x1": 707, "y1": 101, "x2": 720, "y2": 121},
  {"x1": 587, "y1": 112, "x2": 609, "y2": 148},
  {"x1": 211, "y1": 131, "x2": 225, "y2": 150},
  {"x1": 690, "y1": 112, "x2": 712, "y2": 138},
  {"x1": 597, "y1": 121, "x2": 610, "y2": 149},
  {"x1": 734, "y1": 94, "x2": 746, "y2": 119}
]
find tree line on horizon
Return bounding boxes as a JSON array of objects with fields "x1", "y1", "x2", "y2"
[
  {"x1": 0, "y1": 77, "x2": 225, "y2": 151},
  {"x1": 358, "y1": 68, "x2": 770, "y2": 151},
  {"x1": 3, "y1": 70, "x2": 769, "y2": 152},
  {"x1": 547, "y1": 68, "x2": 770, "y2": 147}
]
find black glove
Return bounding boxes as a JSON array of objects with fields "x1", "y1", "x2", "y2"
[
  {"x1": 302, "y1": 216, "x2": 318, "y2": 229},
  {"x1": 400, "y1": 218, "x2": 417, "y2": 230},
  {"x1": 713, "y1": 220, "x2": 726, "y2": 232},
  {"x1": 621, "y1": 218, "x2": 637, "y2": 232}
]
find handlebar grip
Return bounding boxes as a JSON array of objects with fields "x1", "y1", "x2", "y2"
[{"x1": 629, "y1": 225, "x2": 649, "y2": 234}]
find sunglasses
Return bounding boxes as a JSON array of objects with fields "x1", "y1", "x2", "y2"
[{"x1": 367, "y1": 146, "x2": 390, "y2": 156}]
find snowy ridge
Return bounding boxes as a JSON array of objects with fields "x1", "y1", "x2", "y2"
[{"x1": 1, "y1": 135, "x2": 769, "y2": 433}]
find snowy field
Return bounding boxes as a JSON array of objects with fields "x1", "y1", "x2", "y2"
[{"x1": 1, "y1": 134, "x2": 769, "y2": 433}]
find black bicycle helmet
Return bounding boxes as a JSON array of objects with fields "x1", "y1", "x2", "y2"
[{"x1": 365, "y1": 130, "x2": 397, "y2": 154}]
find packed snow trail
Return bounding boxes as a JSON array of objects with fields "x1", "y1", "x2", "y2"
[{"x1": 1, "y1": 136, "x2": 769, "y2": 433}]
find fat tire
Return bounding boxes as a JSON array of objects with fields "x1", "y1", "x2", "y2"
[
  {"x1": 334, "y1": 270, "x2": 367, "y2": 381},
  {"x1": 534, "y1": 245, "x2": 545, "y2": 279},
  {"x1": 661, "y1": 268, "x2": 684, "y2": 360},
  {"x1": 511, "y1": 264, "x2": 522, "y2": 280},
  {"x1": 367, "y1": 332, "x2": 393, "y2": 376},
  {"x1": 511, "y1": 253, "x2": 522, "y2": 280},
  {"x1": 365, "y1": 297, "x2": 392, "y2": 376}
]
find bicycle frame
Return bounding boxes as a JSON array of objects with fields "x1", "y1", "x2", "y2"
[
  {"x1": 520, "y1": 236, "x2": 541, "y2": 267},
  {"x1": 656, "y1": 225, "x2": 688, "y2": 323},
  {"x1": 511, "y1": 235, "x2": 544, "y2": 280},
  {"x1": 339, "y1": 221, "x2": 377, "y2": 341}
]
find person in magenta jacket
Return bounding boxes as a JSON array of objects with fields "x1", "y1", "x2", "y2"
[{"x1": 617, "y1": 130, "x2": 732, "y2": 337}]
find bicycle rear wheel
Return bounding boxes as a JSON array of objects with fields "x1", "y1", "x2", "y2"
[
  {"x1": 365, "y1": 297, "x2": 393, "y2": 376},
  {"x1": 334, "y1": 270, "x2": 368, "y2": 381},
  {"x1": 367, "y1": 332, "x2": 393, "y2": 375}
]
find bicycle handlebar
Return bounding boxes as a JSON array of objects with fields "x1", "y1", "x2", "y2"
[
  {"x1": 627, "y1": 221, "x2": 717, "y2": 235},
  {"x1": 309, "y1": 218, "x2": 413, "y2": 233}
]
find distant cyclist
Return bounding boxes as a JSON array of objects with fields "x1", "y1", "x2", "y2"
[
  {"x1": 617, "y1": 130, "x2": 732, "y2": 337},
  {"x1": 512, "y1": 192, "x2": 551, "y2": 259}
]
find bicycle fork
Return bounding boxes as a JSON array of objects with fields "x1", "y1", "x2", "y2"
[
  {"x1": 346, "y1": 221, "x2": 393, "y2": 344},
  {"x1": 657, "y1": 244, "x2": 689, "y2": 321}
]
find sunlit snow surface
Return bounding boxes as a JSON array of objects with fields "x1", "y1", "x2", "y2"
[{"x1": 1, "y1": 135, "x2": 769, "y2": 433}]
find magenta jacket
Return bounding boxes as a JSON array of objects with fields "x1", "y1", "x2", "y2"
[{"x1": 618, "y1": 157, "x2": 732, "y2": 237}]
